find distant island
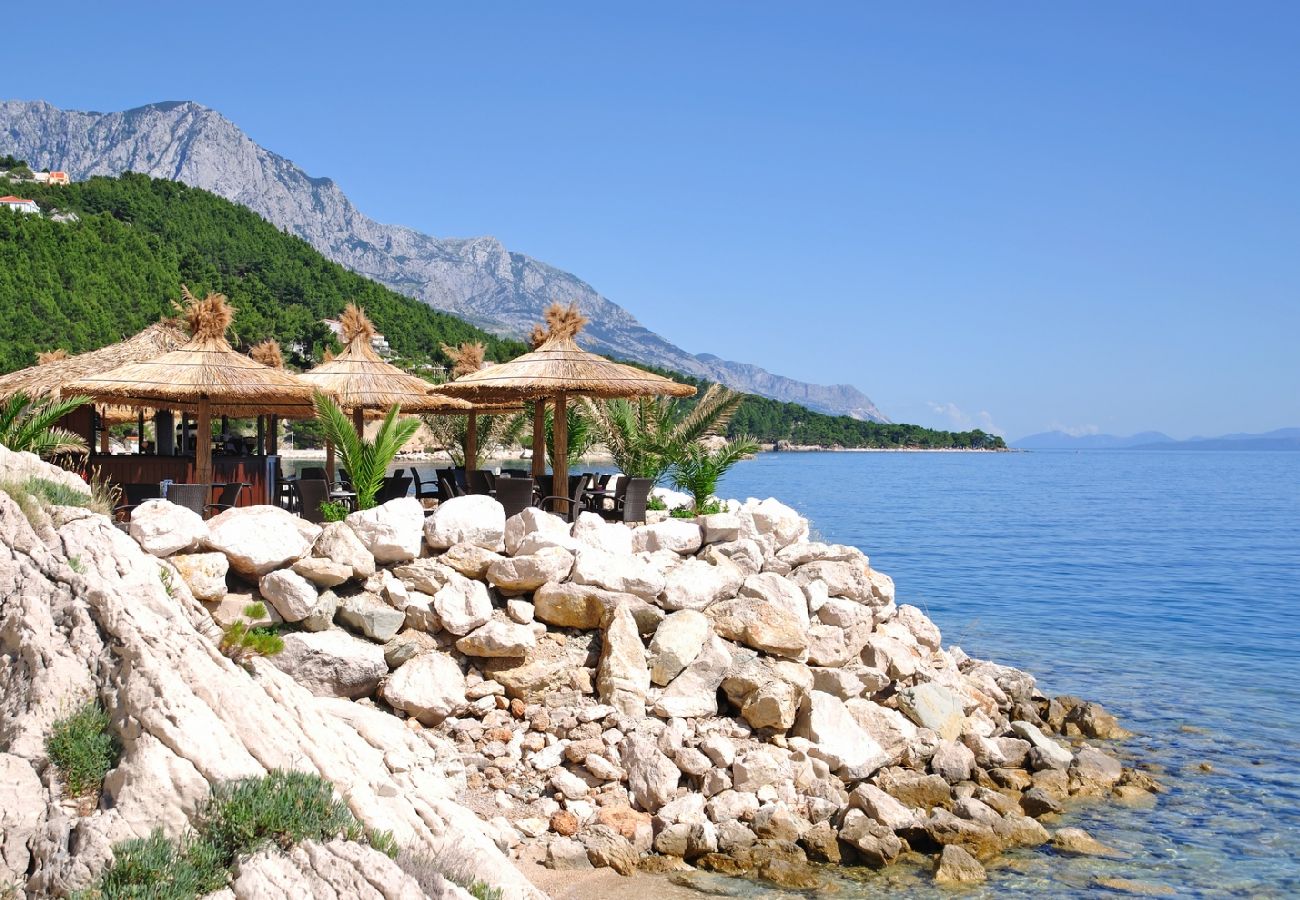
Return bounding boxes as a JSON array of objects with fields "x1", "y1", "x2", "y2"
[{"x1": 1014, "y1": 428, "x2": 1300, "y2": 451}]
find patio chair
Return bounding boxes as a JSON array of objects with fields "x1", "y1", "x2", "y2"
[
  {"x1": 165, "y1": 483, "x2": 210, "y2": 518},
  {"x1": 604, "y1": 477, "x2": 652, "y2": 524},
  {"x1": 410, "y1": 467, "x2": 439, "y2": 500},
  {"x1": 495, "y1": 476, "x2": 535, "y2": 519},
  {"x1": 207, "y1": 482, "x2": 244, "y2": 515},
  {"x1": 468, "y1": 470, "x2": 493, "y2": 495},
  {"x1": 113, "y1": 482, "x2": 162, "y2": 522},
  {"x1": 294, "y1": 478, "x2": 331, "y2": 524},
  {"x1": 539, "y1": 474, "x2": 594, "y2": 523},
  {"x1": 378, "y1": 474, "x2": 413, "y2": 503},
  {"x1": 300, "y1": 466, "x2": 327, "y2": 481},
  {"x1": 437, "y1": 473, "x2": 462, "y2": 503}
]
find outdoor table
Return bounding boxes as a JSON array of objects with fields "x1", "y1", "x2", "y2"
[{"x1": 330, "y1": 489, "x2": 358, "y2": 511}]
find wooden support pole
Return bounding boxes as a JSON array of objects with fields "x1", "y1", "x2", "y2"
[
  {"x1": 98, "y1": 408, "x2": 110, "y2": 454},
  {"x1": 465, "y1": 412, "x2": 478, "y2": 473},
  {"x1": 195, "y1": 399, "x2": 213, "y2": 485},
  {"x1": 137, "y1": 409, "x2": 145, "y2": 455},
  {"x1": 553, "y1": 393, "x2": 568, "y2": 499},
  {"x1": 325, "y1": 441, "x2": 336, "y2": 485},
  {"x1": 256, "y1": 415, "x2": 265, "y2": 456},
  {"x1": 353, "y1": 406, "x2": 365, "y2": 438},
  {"x1": 531, "y1": 401, "x2": 546, "y2": 478},
  {"x1": 268, "y1": 416, "x2": 279, "y2": 455}
]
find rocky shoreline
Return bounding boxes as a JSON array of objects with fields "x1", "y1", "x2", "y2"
[{"x1": 0, "y1": 445, "x2": 1157, "y2": 897}]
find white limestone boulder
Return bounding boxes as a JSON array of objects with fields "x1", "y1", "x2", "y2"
[
  {"x1": 169, "y1": 551, "x2": 228, "y2": 601},
  {"x1": 632, "y1": 519, "x2": 703, "y2": 555},
  {"x1": 129, "y1": 499, "x2": 208, "y2": 557},
  {"x1": 706, "y1": 595, "x2": 808, "y2": 659},
  {"x1": 425, "y1": 494, "x2": 505, "y2": 552},
  {"x1": 740, "y1": 498, "x2": 807, "y2": 550},
  {"x1": 291, "y1": 556, "x2": 351, "y2": 588},
  {"x1": 258, "y1": 568, "x2": 319, "y2": 622},
  {"x1": 455, "y1": 619, "x2": 537, "y2": 658},
  {"x1": 648, "y1": 610, "x2": 709, "y2": 686},
  {"x1": 486, "y1": 546, "x2": 574, "y2": 595},
  {"x1": 660, "y1": 556, "x2": 744, "y2": 611},
  {"x1": 572, "y1": 511, "x2": 633, "y2": 556},
  {"x1": 503, "y1": 506, "x2": 567, "y2": 555},
  {"x1": 270, "y1": 630, "x2": 387, "y2": 699},
  {"x1": 381, "y1": 651, "x2": 466, "y2": 724},
  {"x1": 345, "y1": 497, "x2": 423, "y2": 564},
  {"x1": 897, "y1": 682, "x2": 966, "y2": 741},
  {"x1": 654, "y1": 634, "x2": 733, "y2": 719},
  {"x1": 794, "y1": 691, "x2": 890, "y2": 777},
  {"x1": 432, "y1": 571, "x2": 493, "y2": 635},
  {"x1": 312, "y1": 522, "x2": 376, "y2": 578},
  {"x1": 206, "y1": 504, "x2": 320, "y2": 578},
  {"x1": 597, "y1": 603, "x2": 650, "y2": 718},
  {"x1": 570, "y1": 546, "x2": 666, "y2": 600}
]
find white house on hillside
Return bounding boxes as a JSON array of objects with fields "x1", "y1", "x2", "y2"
[{"x1": 0, "y1": 196, "x2": 40, "y2": 214}]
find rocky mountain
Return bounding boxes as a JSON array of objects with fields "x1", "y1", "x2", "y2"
[{"x1": 0, "y1": 99, "x2": 887, "y2": 422}]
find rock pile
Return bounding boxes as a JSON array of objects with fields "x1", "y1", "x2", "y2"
[{"x1": 137, "y1": 489, "x2": 1158, "y2": 888}]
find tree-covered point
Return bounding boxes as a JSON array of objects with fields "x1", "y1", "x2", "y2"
[{"x1": 0, "y1": 172, "x2": 526, "y2": 372}]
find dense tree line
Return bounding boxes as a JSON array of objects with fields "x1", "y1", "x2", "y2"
[
  {"x1": 0, "y1": 172, "x2": 526, "y2": 372},
  {"x1": 0, "y1": 168, "x2": 1003, "y2": 450}
]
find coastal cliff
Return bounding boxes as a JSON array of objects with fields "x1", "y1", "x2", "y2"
[{"x1": 0, "y1": 446, "x2": 1154, "y2": 897}]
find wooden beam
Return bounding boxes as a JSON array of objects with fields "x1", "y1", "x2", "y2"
[
  {"x1": 352, "y1": 406, "x2": 365, "y2": 438},
  {"x1": 268, "y1": 416, "x2": 279, "y2": 455},
  {"x1": 531, "y1": 401, "x2": 546, "y2": 477},
  {"x1": 553, "y1": 393, "x2": 568, "y2": 502},
  {"x1": 195, "y1": 398, "x2": 212, "y2": 485},
  {"x1": 325, "y1": 441, "x2": 335, "y2": 485},
  {"x1": 465, "y1": 412, "x2": 478, "y2": 473}
]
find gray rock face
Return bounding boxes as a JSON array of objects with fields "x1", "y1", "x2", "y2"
[
  {"x1": 271, "y1": 631, "x2": 387, "y2": 699},
  {"x1": 0, "y1": 98, "x2": 888, "y2": 422}
]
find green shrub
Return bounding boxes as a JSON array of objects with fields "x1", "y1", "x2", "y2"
[
  {"x1": 319, "y1": 500, "x2": 350, "y2": 522},
  {"x1": 46, "y1": 702, "x2": 120, "y2": 797},
  {"x1": 198, "y1": 770, "x2": 365, "y2": 862},
  {"x1": 218, "y1": 603, "x2": 285, "y2": 664},
  {"x1": 646, "y1": 494, "x2": 667, "y2": 511},
  {"x1": 82, "y1": 829, "x2": 225, "y2": 899}
]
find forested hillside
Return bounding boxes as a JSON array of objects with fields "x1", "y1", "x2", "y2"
[
  {"x1": 0, "y1": 169, "x2": 1002, "y2": 450},
  {"x1": 0, "y1": 172, "x2": 525, "y2": 372}
]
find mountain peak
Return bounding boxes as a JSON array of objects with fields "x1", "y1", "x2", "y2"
[{"x1": 0, "y1": 98, "x2": 887, "y2": 421}]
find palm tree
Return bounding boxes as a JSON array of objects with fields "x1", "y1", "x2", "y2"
[
  {"x1": 544, "y1": 403, "x2": 597, "y2": 470},
  {"x1": 312, "y1": 392, "x2": 419, "y2": 510},
  {"x1": 583, "y1": 384, "x2": 746, "y2": 485},
  {"x1": 667, "y1": 437, "x2": 760, "y2": 513},
  {"x1": 0, "y1": 392, "x2": 91, "y2": 458},
  {"x1": 423, "y1": 410, "x2": 526, "y2": 468}
]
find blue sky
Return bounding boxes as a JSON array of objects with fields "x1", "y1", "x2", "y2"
[{"x1": 4, "y1": 2, "x2": 1298, "y2": 439}]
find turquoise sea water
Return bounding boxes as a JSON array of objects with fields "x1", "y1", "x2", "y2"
[{"x1": 712, "y1": 450, "x2": 1300, "y2": 897}]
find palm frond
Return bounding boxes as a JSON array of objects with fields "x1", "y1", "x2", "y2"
[{"x1": 0, "y1": 392, "x2": 90, "y2": 458}]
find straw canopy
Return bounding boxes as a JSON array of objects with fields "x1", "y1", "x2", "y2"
[
  {"x1": 438, "y1": 302, "x2": 695, "y2": 486},
  {"x1": 0, "y1": 321, "x2": 188, "y2": 400},
  {"x1": 300, "y1": 304, "x2": 470, "y2": 415},
  {"x1": 66, "y1": 292, "x2": 317, "y2": 417}
]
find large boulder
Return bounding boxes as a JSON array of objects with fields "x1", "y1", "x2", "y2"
[
  {"x1": 794, "y1": 691, "x2": 890, "y2": 777},
  {"x1": 345, "y1": 498, "x2": 423, "y2": 564},
  {"x1": 660, "y1": 556, "x2": 744, "y2": 611},
  {"x1": 381, "y1": 652, "x2": 466, "y2": 724},
  {"x1": 570, "y1": 547, "x2": 666, "y2": 600},
  {"x1": 706, "y1": 595, "x2": 808, "y2": 659},
  {"x1": 312, "y1": 522, "x2": 376, "y2": 578},
  {"x1": 426, "y1": 495, "x2": 506, "y2": 551},
  {"x1": 336, "y1": 592, "x2": 405, "y2": 643},
  {"x1": 206, "y1": 505, "x2": 320, "y2": 578},
  {"x1": 897, "y1": 682, "x2": 965, "y2": 741},
  {"x1": 455, "y1": 619, "x2": 537, "y2": 658},
  {"x1": 739, "y1": 573, "x2": 810, "y2": 624},
  {"x1": 129, "y1": 499, "x2": 208, "y2": 557},
  {"x1": 169, "y1": 551, "x2": 228, "y2": 601},
  {"x1": 648, "y1": 610, "x2": 709, "y2": 685},
  {"x1": 432, "y1": 571, "x2": 493, "y2": 635},
  {"x1": 258, "y1": 568, "x2": 319, "y2": 622},
  {"x1": 597, "y1": 603, "x2": 650, "y2": 718},
  {"x1": 0, "y1": 753, "x2": 42, "y2": 881},
  {"x1": 741, "y1": 498, "x2": 807, "y2": 550},
  {"x1": 632, "y1": 519, "x2": 702, "y2": 555},
  {"x1": 845, "y1": 699, "x2": 920, "y2": 766},
  {"x1": 534, "y1": 581, "x2": 632, "y2": 630},
  {"x1": 654, "y1": 635, "x2": 733, "y2": 718},
  {"x1": 485, "y1": 546, "x2": 574, "y2": 595},
  {"x1": 504, "y1": 507, "x2": 570, "y2": 555},
  {"x1": 790, "y1": 560, "x2": 876, "y2": 604},
  {"x1": 437, "y1": 542, "x2": 502, "y2": 580},
  {"x1": 270, "y1": 631, "x2": 387, "y2": 699},
  {"x1": 291, "y1": 557, "x2": 351, "y2": 588},
  {"x1": 571, "y1": 512, "x2": 633, "y2": 556},
  {"x1": 621, "y1": 733, "x2": 680, "y2": 813}
]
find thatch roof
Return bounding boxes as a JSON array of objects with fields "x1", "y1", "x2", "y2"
[
  {"x1": 438, "y1": 303, "x2": 696, "y2": 403},
  {"x1": 0, "y1": 321, "x2": 188, "y2": 400},
  {"x1": 300, "y1": 304, "x2": 470, "y2": 413},
  {"x1": 65, "y1": 293, "x2": 318, "y2": 416}
]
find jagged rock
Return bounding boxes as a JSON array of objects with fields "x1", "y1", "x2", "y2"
[
  {"x1": 437, "y1": 542, "x2": 502, "y2": 579},
  {"x1": 1051, "y1": 826, "x2": 1123, "y2": 857},
  {"x1": 741, "y1": 498, "x2": 807, "y2": 550},
  {"x1": 752, "y1": 803, "x2": 805, "y2": 842},
  {"x1": 648, "y1": 610, "x2": 709, "y2": 685},
  {"x1": 504, "y1": 507, "x2": 569, "y2": 555},
  {"x1": 838, "y1": 809, "x2": 903, "y2": 867},
  {"x1": 425, "y1": 494, "x2": 505, "y2": 552},
  {"x1": 848, "y1": 783, "x2": 917, "y2": 830},
  {"x1": 794, "y1": 691, "x2": 889, "y2": 776},
  {"x1": 739, "y1": 573, "x2": 809, "y2": 624},
  {"x1": 336, "y1": 592, "x2": 405, "y2": 642},
  {"x1": 1020, "y1": 787, "x2": 1063, "y2": 817},
  {"x1": 654, "y1": 635, "x2": 732, "y2": 718},
  {"x1": 597, "y1": 603, "x2": 650, "y2": 718},
  {"x1": 0, "y1": 753, "x2": 42, "y2": 881},
  {"x1": 345, "y1": 498, "x2": 423, "y2": 564},
  {"x1": 545, "y1": 837, "x2": 593, "y2": 869},
  {"x1": 258, "y1": 568, "x2": 319, "y2": 622},
  {"x1": 933, "y1": 844, "x2": 986, "y2": 884},
  {"x1": 381, "y1": 651, "x2": 466, "y2": 724},
  {"x1": 206, "y1": 504, "x2": 320, "y2": 578},
  {"x1": 203, "y1": 591, "x2": 281, "y2": 629},
  {"x1": 529, "y1": 581, "x2": 613, "y2": 629},
  {"x1": 170, "y1": 551, "x2": 229, "y2": 601},
  {"x1": 486, "y1": 546, "x2": 573, "y2": 595},
  {"x1": 931, "y1": 739, "x2": 977, "y2": 784},
  {"x1": 622, "y1": 733, "x2": 680, "y2": 813},
  {"x1": 896, "y1": 682, "x2": 965, "y2": 741},
  {"x1": 571, "y1": 511, "x2": 634, "y2": 555},
  {"x1": 432, "y1": 571, "x2": 493, "y2": 635},
  {"x1": 698, "y1": 513, "x2": 740, "y2": 544},
  {"x1": 301, "y1": 588, "x2": 340, "y2": 632},
  {"x1": 660, "y1": 556, "x2": 744, "y2": 611},
  {"x1": 570, "y1": 547, "x2": 666, "y2": 600},
  {"x1": 706, "y1": 595, "x2": 807, "y2": 659},
  {"x1": 805, "y1": 624, "x2": 856, "y2": 667},
  {"x1": 312, "y1": 522, "x2": 376, "y2": 578},
  {"x1": 731, "y1": 748, "x2": 787, "y2": 793},
  {"x1": 1012, "y1": 721, "x2": 1073, "y2": 770},
  {"x1": 632, "y1": 520, "x2": 702, "y2": 555},
  {"x1": 230, "y1": 839, "x2": 429, "y2": 898},
  {"x1": 874, "y1": 768, "x2": 953, "y2": 811},
  {"x1": 705, "y1": 539, "x2": 765, "y2": 577},
  {"x1": 129, "y1": 498, "x2": 208, "y2": 556},
  {"x1": 383, "y1": 630, "x2": 437, "y2": 668},
  {"x1": 1067, "y1": 701, "x2": 1131, "y2": 739},
  {"x1": 455, "y1": 619, "x2": 537, "y2": 658},
  {"x1": 1073, "y1": 747, "x2": 1124, "y2": 787},
  {"x1": 740, "y1": 680, "x2": 802, "y2": 732},
  {"x1": 271, "y1": 631, "x2": 387, "y2": 699},
  {"x1": 581, "y1": 824, "x2": 639, "y2": 875},
  {"x1": 789, "y1": 560, "x2": 874, "y2": 604},
  {"x1": 291, "y1": 556, "x2": 351, "y2": 588}
]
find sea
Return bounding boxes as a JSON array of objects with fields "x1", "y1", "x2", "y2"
[{"x1": 708, "y1": 449, "x2": 1300, "y2": 897}]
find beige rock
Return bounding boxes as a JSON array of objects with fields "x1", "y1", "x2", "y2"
[
  {"x1": 129, "y1": 498, "x2": 208, "y2": 556},
  {"x1": 170, "y1": 551, "x2": 229, "y2": 601},
  {"x1": 571, "y1": 511, "x2": 634, "y2": 556},
  {"x1": 597, "y1": 603, "x2": 650, "y2": 718},
  {"x1": 570, "y1": 546, "x2": 666, "y2": 600},
  {"x1": 345, "y1": 498, "x2": 424, "y2": 564},
  {"x1": 455, "y1": 619, "x2": 537, "y2": 658},
  {"x1": 632, "y1": 519, "x2": 702, "y2": 555},
  {"x1": 660, "y1": 556, "x2": 744, "y2": 611},
  {"x1": 897, "y1": 682, "x2": 965, "y2": 741},
  {"x1": 432, "y1": 571, "x2": 493, "y2": 635},
  {"x1": 706, "y1": 595, "x2": 807, "y2": 659},
  {"x1": 934, "y1": 844, "x2": 986, "y2": 884},
  {"x1": 486, "y1": 546, "x2": 574, "y2": 595},
  {"x1": 271, "y1": 631, "x2": 387, "y2": 699},
  {"x1": 437, "y1": 542, "x2": 502, "y2": 579},
  {"x1": 291, "y1": 556, "x2": 351, "y2": 588},
  {"x1": 231, "y1": 839, "x2": 428, "y2": 898},
  {"x1": 206, "y1": 505, "x2": 320, "y2": 578},
  {"x1": 0, "y1": 753, "x2": 43, "y2": 882},
  {"x1": 794, "y1": 691, "x2": 890, "y2": 776},
  {"x1": 312, "y1": 522, "x2": 376, "y2": 578},
  {"x1": 258, "y1": 568, "x2": 319, "y2": 622},
  {"x1": 654, "y1": 635, "x2": 732, "y2": 719},
  {"x1": 425, "y1": 494, "x2": 506, "y2": 552},
  {"x1": 648, "y1": 609, "x2": 709, "y2": 685},
  {"x1": 503, "y1": 506, "x2": 569, "y2": 556},
  {"x1": 621, "y1": 733, "x2": 680, "y2": 812},
  {"x1": 381, "y1": 652, "x2": 466, "y2": 724}
]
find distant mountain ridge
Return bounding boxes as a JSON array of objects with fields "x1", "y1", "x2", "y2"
[
  {"x1": 1013, "y1": 428, "x2": 1300, "y2": 451},
  {"x1": 0, "y1": 98, "x2": 888, "y2": 422}
]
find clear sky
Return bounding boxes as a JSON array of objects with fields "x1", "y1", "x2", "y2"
[{"x1": 4, "y1": 2, "x2": 1298, "y2": 439}]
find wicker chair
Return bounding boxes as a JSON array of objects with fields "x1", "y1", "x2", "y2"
[
  {"x1": 113, "y1": 483, "x2": 162, "y2": 521},
  {"x1": 410, "y1": 467, "x2": 439, "y2": 500},
  {"x1": 604, "y1": 477, "x2": 652, "y2": 524},
  {"x1": 294, "y1": 478, "x2": 331, "y2": 524},
  {"x1": 495, "y1": 476, "x2": 535, "y2": 519},
  {"x1": 539, "y1": 474, "x2": 594, "y2": 523},
  {"x1": 378, "y1": 474, "x2": 413, "y2": 503},
  {"x1": 165, "y1": 483, "x2": 210, "y2": 518}
]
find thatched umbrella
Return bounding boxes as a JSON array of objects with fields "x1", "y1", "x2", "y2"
[
  {"x1": 66, "y1": 292, "x2": 316, "y2": 484},
  {"x1": 437, "y1": 303, "x2": 695, "y2": 491}
]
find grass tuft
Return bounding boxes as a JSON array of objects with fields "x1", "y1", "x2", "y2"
[
  {"x1": 46, "y1": 702, "x2": 120, "y2": 798},
  {"x1": 395, "y1": 846, "x2": 502, "y2": 900},
  {"x1": 79, "y1": 829, "x2": 225, "y2": 900}
]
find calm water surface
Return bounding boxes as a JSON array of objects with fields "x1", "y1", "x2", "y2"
[{"x1": 713, "y1": 450, "x2": 1300, "y2": 898}]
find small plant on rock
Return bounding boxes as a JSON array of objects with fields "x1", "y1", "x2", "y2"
[
  {"x1": 80, "y1": 829, "x2": 225, "y2": 900},
  {"x1": 218, "y1": 603, "x2": 284, "y2": 664},
  {"x1": 46, "y1": 701, "x2": 120, "y2": 798},
  {"x1": 199, "y1": 770, "x2": 365, "y2": 860},
  {"x1": 318, "y1": 499, "x2": 350, "y2": 522}
]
